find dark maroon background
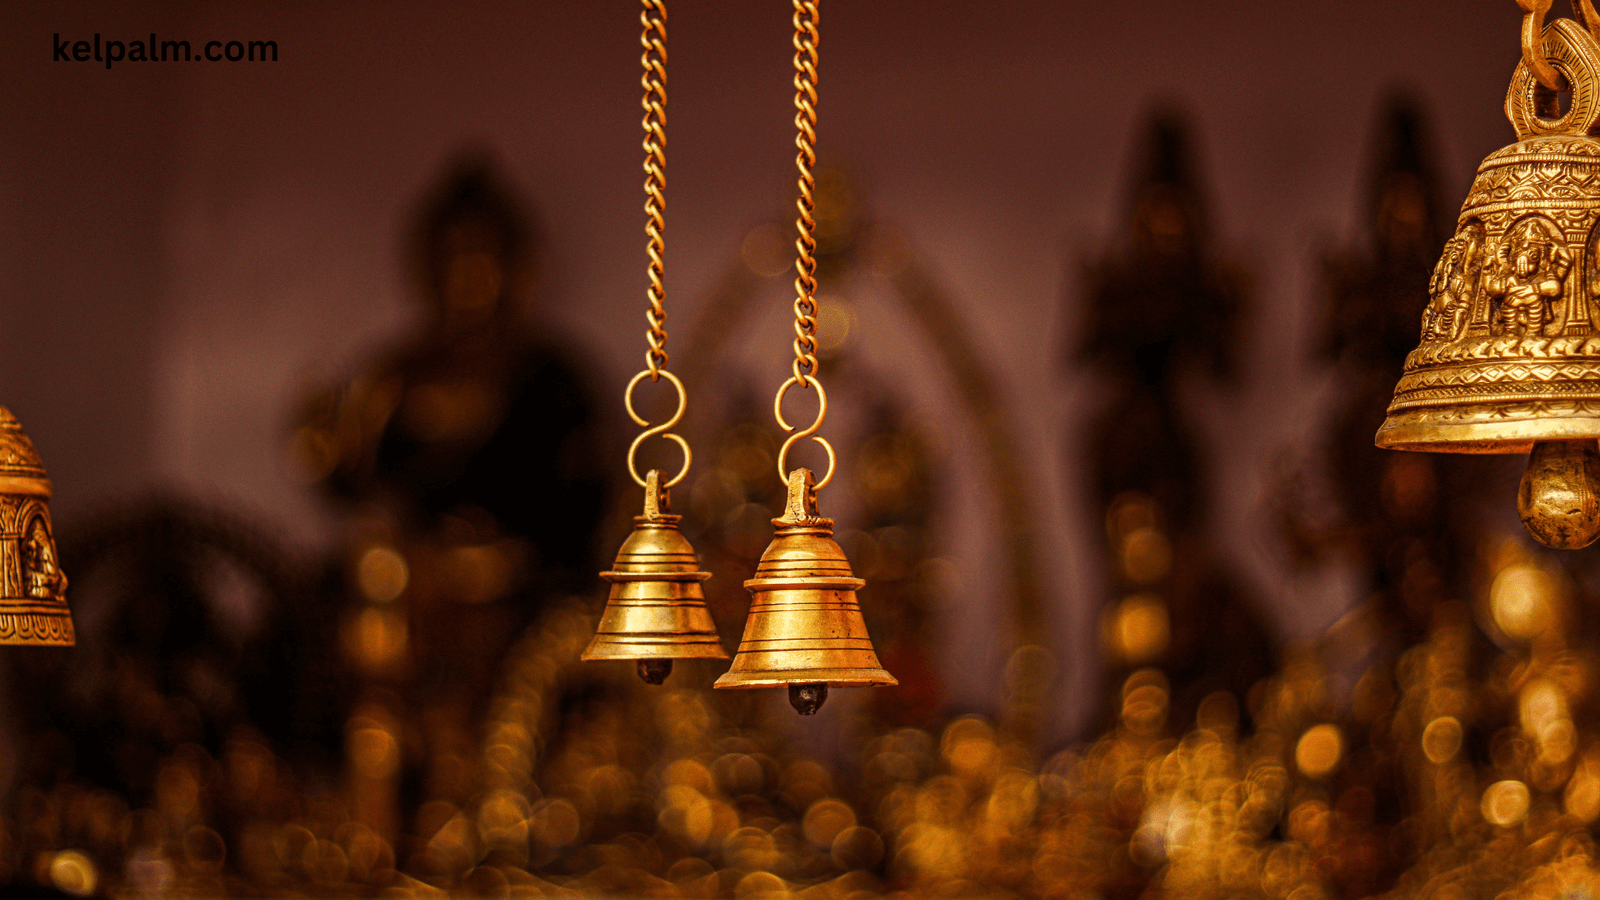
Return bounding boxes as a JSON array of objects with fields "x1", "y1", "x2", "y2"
[{"x1": 0, "y1": 0, "x2": 1532, "y2": 734}]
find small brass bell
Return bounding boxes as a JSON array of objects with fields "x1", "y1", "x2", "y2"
[
  {"x1": 715, "y1": 468, "x2": 895, "y2": 714},
  {"x1": 1378, "y1": 17, "x2": 1600, "y2": 549},
  {"x1": 584, "y1": 469, "x2": 727, "y2": 683},
  {"x1": 0, "y1": 406, "x2": 73, "y2": 645}
]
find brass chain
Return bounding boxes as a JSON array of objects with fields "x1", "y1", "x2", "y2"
[
  {"x1": 790, "y1": 0, "x2": 820, "y2": 387},
  {"x1": 642, "y1": 0, "x2": 669, "y2": 379},
  {"x1": 623, "y1": 0, "x2": 690, "y2": 489},
  {"x1": 1518, "y1": 0, "x2": 1600, "y2": 91},
  {"x1": 771, "y1": 0, "x2": 835, "y2": 494}
]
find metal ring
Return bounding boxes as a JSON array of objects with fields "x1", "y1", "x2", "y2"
[
  {"x1": 1521, "y1": 0, "x2": 1566, "y2": 91},
  {"x1": 1577, "y1": 0, "x2": 1600, "y2": 41},
  {"x1": 624, "y1": 369, "x2": 691, "y2": 488},
  {"x1": 1507, "y1": 17, "x2": 1600, "y2": 139},
  {"x1": 773, "y1": 374, "x2": 835, "y2": 492}
]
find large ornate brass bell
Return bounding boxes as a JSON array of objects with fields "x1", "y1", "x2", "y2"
[
  {"x1": 584, "y1": 469, "x2": 727, "y2": 683},
  {"x1": 0, "y1": 406, "x2": 73, "y2": 645},
  {"x1": 1378, "y1": 13, "x2": 1600, "y2": 549},
  {"x1": 715, "y1": 469, "x2": 896, "y2": 714}
]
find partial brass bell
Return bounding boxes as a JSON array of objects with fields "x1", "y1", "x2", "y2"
[
  {"x1": 584, "y1": 469, "x2": 727, "y2": 683},
  {"x1": 1378, "y1": 18, "x2": 1600, "y2": 549},
  {"x1": 715, "y1": 468, "x2": 895, "y2": 714},
  {"x1": 0, "y1": 406, "x2": 73, "y2": 645}
]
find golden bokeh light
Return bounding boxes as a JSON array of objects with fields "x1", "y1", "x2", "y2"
[
  {"x1": 1489, "y1": 563, "x2": 1558, "y2": 641},
  {"x1": 803, "y1": 799, "x2": 856, "y2": 848},
  {"x1": 1294, "y1": 725, "x2": 1343, "y2": 778},
  {"x1": 1566, "y1": 770, "x2": 1600, "y2": 823},
  {"x1": 1421, "y1": 716, "x2": 1462, "y2": 764},
  {"x1": 1120, "y1": 527, "x2": 1173, "y2": 585},
  {"x1": 347, "y1": 720, "x2": 401, "y2": 781},
  {"x1": 1104, "y1": 593, "x2": 1171, "y2": 665},
  {"x1": 1481, "y1": 780, "x2": 1531, "y2": 827},
  {"x1": 48, "y1": 850, "x2": 97, "y2": 898},
  {"x1": 356, "y1": 544, "x2": 409, "y2": 603}
]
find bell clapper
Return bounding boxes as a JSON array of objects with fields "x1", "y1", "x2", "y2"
[
  {"x1": 638, "y1": 659, "x2": 674, "y2": 684},
  {"x1": 789, "y1": 683, "x2": 829, "y2": 715},
  {"x1": 1518, "y1": 439, "x2": 1600, "y2": 549}
]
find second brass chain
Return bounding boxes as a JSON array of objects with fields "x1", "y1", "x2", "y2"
[
  {"x1": 789, "y1": 0, "x2": 821, "y2": 388},
  {"x1": 642, "y1": 0, "x2": 670, "y2": 378}
]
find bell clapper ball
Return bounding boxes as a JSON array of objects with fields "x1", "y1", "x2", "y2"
[{"x1": 1519, "y1": 439, "x2": 1600, "y2": 550}]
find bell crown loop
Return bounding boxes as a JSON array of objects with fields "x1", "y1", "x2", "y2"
[
  {"x1": 1509, "y1": 18, "x2": 1600, "y2": 139},
  {"x1": 1517, "y1": 1, "x2": 1600, "y2": 94}
]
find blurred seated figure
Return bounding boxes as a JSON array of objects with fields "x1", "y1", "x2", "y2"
[
  {"x1": 293, "y1": 158, "x2": 604, "y2": 586},
  {"x1": 289, "y1": 157, "x2": 606, "y2": 831}
]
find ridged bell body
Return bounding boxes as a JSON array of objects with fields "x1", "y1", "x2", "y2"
[
  {"x1": 715, "y1": 468, "x2": 895, "y2": 714},
  {"x1": 584, "y1": 470, "x2": 727, "y2": 683},
  {"x1": 0, "y1": 406, "x2": 72, "y2": 645},
  {"x1": 1378, "y1": 19, "x2": 1600, "y2": 548}
]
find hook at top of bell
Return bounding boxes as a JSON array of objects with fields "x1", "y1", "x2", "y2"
[
  {"x1": 0, "y1": 406, "x2": 73, "y2": 646},
  {"x1": 1376, "y1": 19, "x2": 1600, "y2": 547},
  {"x1": 583, "y1": 470, "x2": 728, "y2": 683},
  {"x1": 714, "y1": 468, "x2": 896, "y2": 714}
]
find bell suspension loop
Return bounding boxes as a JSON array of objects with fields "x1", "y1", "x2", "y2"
[{"x1": 1378, "y1": 9, "x2": 1600, "y2": 549}]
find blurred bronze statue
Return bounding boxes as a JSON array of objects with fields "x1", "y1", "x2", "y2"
[
  {"x1": 1313, "y1": 94, "x2": 1506, "y2": 646},
  {"x1": 1077, "y1": 109, "x2": 1275, "y2": 734},
  {"x1": 294, "y1": 159, "x2": 604, "y2": 578},
  {"x1": 290, "y1": 158, "x2": 606, "y2": 838}
]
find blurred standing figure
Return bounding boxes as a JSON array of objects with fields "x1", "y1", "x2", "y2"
[
  {"x1": 1076, "y1": 109, "x2": 1276, "y2": 736},
  {"x1": 291, "y1": 158, "x2": 606, "y2": 840},
  {"x1": 1312, "y1": 96, "x2": 1502, "y2": 646}
]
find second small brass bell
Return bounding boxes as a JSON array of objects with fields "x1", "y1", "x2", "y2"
[
  {"x1": 584, "y1": 470, "x2": 728, "y2": 683},
  {"x1": 0, "y1": 405, "x2": 73, "y2": 646},
  {"x1": 1379, "y1": 17, "x2": 1600, "y2": 549},
  {"x1": 715, "y1": 468, "x2": 895, "y2": 714}
]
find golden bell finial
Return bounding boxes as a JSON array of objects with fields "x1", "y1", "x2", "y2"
[
  {"x1": 584, "y1": 469, "x2": 728, "y2": 683},
  {"x1": 0, "y1": 406, "x2": 73, "y2": 646},
  {"x1": 1378, "y1": 15, "x2": 1600, "y2": 549},
  {"x1": 714, "y1": 468, "x2": 896, "y2": 714}
]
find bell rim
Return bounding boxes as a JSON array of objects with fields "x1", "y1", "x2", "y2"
[
  {"x1": 0, "y1": 607, "x2": 74, "y2": 646},
  {"x1": 581, "y1": 638, "x2": 730, "y2": 661},
  {"x1": 713, "y1": 667, "x2": 898, "y2": 689},
  {"x1": 1375, "y1": 417, "x2": 1600, "y2": 453},
  {"x1": 743, "y1": 575, "x2": 865, "y2": 591}
]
